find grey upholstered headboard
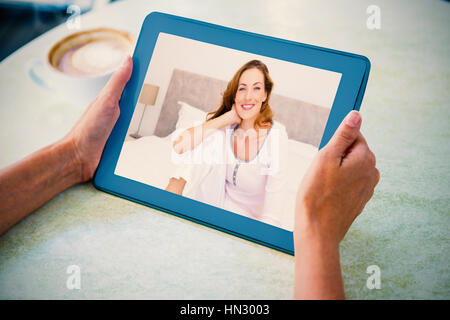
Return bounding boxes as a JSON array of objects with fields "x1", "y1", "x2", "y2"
[{"x1": 154, "y1": 69, "x2": 330, "y2": 147}]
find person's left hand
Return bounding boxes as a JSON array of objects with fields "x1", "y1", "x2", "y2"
[{"x1": 63, "y1": 56, "x2": 133, "y2": 182}]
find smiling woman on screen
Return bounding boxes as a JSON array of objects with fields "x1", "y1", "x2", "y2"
[{"x1": 166, "y1": 60, "x2": 290, "y2": 229}]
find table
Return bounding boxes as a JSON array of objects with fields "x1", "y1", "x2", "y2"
[{"x1": 0, "y1": 0, "x2": 449, "y2": 299}]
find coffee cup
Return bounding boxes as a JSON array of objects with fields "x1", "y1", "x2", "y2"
[{"x1": 27, "y1": 28, "x2": 134, "y2": 107}]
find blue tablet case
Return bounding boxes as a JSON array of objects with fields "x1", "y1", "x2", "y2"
[{"x1": 94, "y1": 12, "x2": 370, "y2": 255}]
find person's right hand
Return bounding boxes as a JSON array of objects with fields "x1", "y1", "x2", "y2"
[
  {"x1": 173, "y1": 103, "x2": 241, "y2": 155},
  {"x1": 295, "y1": 111, "x2": 380, "y2": 249},
  {"x1": 224, "y1": 103, "x2": 242, "y2": 125}
]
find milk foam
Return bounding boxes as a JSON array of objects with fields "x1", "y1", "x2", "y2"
[{"x1": 59, "y1": 39, "x2": 129, "y2": 77}]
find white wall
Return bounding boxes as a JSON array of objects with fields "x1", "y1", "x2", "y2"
[{"x1": 127, "y1": 32, "x2": 342, "y2": 137}]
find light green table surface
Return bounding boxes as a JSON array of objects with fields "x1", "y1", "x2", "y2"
[{"x1": 0, "y1": 0, "x2": 448, "y2": 299}]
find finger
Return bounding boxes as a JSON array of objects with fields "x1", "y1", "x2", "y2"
[
  {"x1": 345, "y1": 135, "x2": 376, "y2": 171},
  {"x1": 341, "y1": 132, "x2": 366, "y2": 157},
  {"x1": 101, "y1": 55, "x2": 133, "y2": 101},
  {"x1": 340, "y1": 133, "x2": 369, "y2": 166},
  {"x1": 356, "y1": 130, "x2": 368, "y2": 146},
  {"x1": 368, "y1": 149, "x2": 376, "y2": 168},
  {"x1": 326, "y1": 111, "x2": 362, "y2": 159},
  {"x1": 373, "y1": 167, "x2": 380, "y2": 187}
]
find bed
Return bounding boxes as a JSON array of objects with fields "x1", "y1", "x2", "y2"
[{"x1": 115, "y1": 69, "x2": 330, "y2": 230}]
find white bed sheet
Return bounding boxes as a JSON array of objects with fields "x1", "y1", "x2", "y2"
[
  {"x1": 115, "y1": 135, "x2": 177, "y2": 190},
  {"x1": 114, "y1": 134, "x2": 317, "y2": 231}
]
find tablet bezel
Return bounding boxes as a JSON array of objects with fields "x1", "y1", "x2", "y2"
[{"x1": 94, "y1": 12, "x2": 370, "y2": 255}]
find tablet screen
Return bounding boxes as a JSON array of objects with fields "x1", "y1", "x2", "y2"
[{"x1": 114, "y1": 32, "x2": 342, "y2": 231}]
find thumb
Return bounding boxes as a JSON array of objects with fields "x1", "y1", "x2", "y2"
[
  {"x1": 326, "y1": 110, "x2": 362, "y2": 157},
  {"x1": 101, "y1": 55, "x2": 133, "y2": 101}
]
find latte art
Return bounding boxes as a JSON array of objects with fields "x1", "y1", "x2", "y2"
[
  {"x1": 49, "y1": 28, "x2": 133, "y2": 78},
  {"x1": 59, "y1": 39, "x2": 129, "y2": 77}
]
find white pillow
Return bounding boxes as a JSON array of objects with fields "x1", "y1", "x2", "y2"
[{"x1": 175, "y1": 101, "x2": 207, "y2": 130}]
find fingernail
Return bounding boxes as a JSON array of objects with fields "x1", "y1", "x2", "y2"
[{"x1": 346, "y1": 111, "x2": 361, "y2": 128}]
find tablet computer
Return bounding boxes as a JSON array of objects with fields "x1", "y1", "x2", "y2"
[{"x1": 94, "y1": 12, "x2": 370, "y2": 255}]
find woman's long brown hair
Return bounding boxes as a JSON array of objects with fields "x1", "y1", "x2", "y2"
[{"x1": 207, "y1": 60, "x2": 274, "y2": 129}]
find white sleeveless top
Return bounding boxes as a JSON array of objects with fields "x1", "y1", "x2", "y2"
[
  {"x1": 223, "y1": 124, "x2": 271, "y2": 220},
  {"x1": 173, "y1": 121, "x2": 290, "y2": 229}
]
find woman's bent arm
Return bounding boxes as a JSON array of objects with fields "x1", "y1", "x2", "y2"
[{"x1": 173, "y1": 108, "x2": 240, "y2": 154}]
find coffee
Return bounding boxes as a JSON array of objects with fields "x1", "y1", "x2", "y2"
[{"x1": 49, "y1": 28, "x2": 133, "y2": 78}]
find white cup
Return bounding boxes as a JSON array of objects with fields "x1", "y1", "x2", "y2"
[{"x1": 27, "y1": 28, "x2": 134, "y2": 107}]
